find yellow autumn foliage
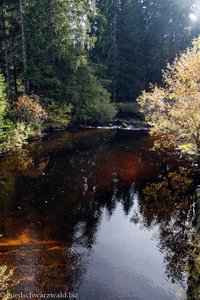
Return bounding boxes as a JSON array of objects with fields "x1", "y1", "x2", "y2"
[
  {"x1": 14, "y1": 94, "x2": 47, "y2": 125},
  {"x1": 0, "y1": 265, "x2": 14, "y2": 300},
  {"x1": 137, "y1": 36, "x2": 200, "y2": 153}
]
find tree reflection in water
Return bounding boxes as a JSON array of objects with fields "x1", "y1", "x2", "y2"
[
  {"x1": 0, "y1": 129, "x2": 198, "y2": 297},
  {"x1": 133, "y1": 167, "x2": 196, "y2": 285}
]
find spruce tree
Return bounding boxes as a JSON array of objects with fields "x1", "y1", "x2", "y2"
[{"x1": 90, "y1": 0, "x2": 119, "y2": 100}]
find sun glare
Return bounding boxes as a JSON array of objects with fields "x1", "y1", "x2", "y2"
[{"x1": 189, "y1": 13, "x2": 197, "y2": 22}]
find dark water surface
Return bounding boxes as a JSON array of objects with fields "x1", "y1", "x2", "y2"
[{"x1": 0, "y1": 129, "x2": 196, "y2": 299}]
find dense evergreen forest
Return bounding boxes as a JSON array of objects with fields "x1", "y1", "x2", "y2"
[{"x1": 0, "y1": 0, "x2": 200, "y2": 152}]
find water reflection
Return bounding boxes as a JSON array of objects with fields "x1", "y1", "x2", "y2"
[
  {"x1": 0, "y1": 129, "x2": 198, "y2": 299},
  {"x1": 134, "y1": 167, "x2": 195, "y2": 284}
]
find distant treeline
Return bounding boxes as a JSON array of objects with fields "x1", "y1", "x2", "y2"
[{"x1": 92, "y1": 0, "x2": 200, "y2": 101}]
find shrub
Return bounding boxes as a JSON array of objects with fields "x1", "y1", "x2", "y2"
[
  {"x1": 43, "y1": 99, "x2": 72, "y2": 128},
  {"x1": 0, "y1": 80, "x2": 35, "y2": 153},
  {"x1": 0, "y1": 121, "x2": 31, "y2": 153},
  {"x1": 75, "y1": 94, "x2": 116, "y2": 124},
  {"x1": 116, "y1": 102, "x2": 142, "y2": 118},
  {"x1": 13, "y1": 94, "x2": 47, "y2": 127},
  {"x1": 72, "y1": 65, "x2": 117, "y2": 124},
  {"x1": 137, "y1": 36, "x2": 200, "y2": 154}
]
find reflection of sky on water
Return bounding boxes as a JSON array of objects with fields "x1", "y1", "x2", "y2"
[
  {"x1": 79, "y1": 191, "x2": 187, "y2": 300},
  {"x1": 0, "y1": 129, "x2": 195, "y2": 299}
]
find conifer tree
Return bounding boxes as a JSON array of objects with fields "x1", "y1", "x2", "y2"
[{"x1": 91, "y1": 0, "x2": 119, "y2": 100}]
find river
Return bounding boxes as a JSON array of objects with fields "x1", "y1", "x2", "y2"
[{"x1": 0, "y1": 128, "x2": 197, "y2": 300}]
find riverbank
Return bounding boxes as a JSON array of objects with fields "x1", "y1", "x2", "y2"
[
  {"x1": 0, "y1": 103, "x2": 146, "y2": 156},
  {"x1": 116, "y1": 102, "x2": 143, "y2": 119}
]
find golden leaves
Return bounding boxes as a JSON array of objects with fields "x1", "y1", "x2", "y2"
[
  {"x1": 137, "y1": 36, "x2": 200, "y2": 153},
  {"x1": 13, "y1": 94, "x2": 47, "y2": 124},
  {"x1": 0, "y1": 265, "x2": 15, "y2": 300}
]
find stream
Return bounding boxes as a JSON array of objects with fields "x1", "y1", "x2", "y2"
[{"x1": 0, "y1": 127, "x2": 197, "y2": 300}]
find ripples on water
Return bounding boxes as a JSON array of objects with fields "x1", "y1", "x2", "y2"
[{"x1": 0, "y1": 129, "x2": 197, "y2": 299}]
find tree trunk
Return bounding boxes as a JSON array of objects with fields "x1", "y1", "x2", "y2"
[
  {"x1": 1, "y1": 5, "x2": 11, "y2": 94},
  {"x1": 12, "y1": 47, "x2": 18, "y2": 96},
  {"x1": 19, "y1": 0, "x2": 29, "y2": 94}
]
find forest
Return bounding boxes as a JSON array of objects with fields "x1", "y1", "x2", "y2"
[
  {"x1": 0, "y1": 0, "x2": 200, "y2": 152},
  {"x1": 0, "y1": 1, "x2": 200, "y2": 300}
]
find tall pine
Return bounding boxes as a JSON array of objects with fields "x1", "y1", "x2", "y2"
[{"x1": 90, "y1": 0, "x2": 119, "y2": 100}]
